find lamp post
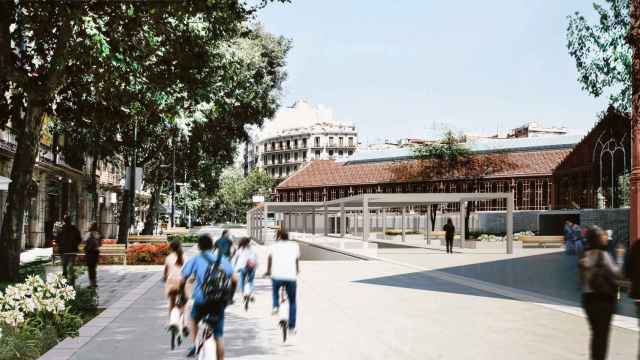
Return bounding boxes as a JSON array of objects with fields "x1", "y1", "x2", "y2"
[
  {"x1": 160, "y1": 137, "x2": 176, "y2": 228},
  {"x1": 629, "y1": 0, "x2": 640, "y2": 244},
  {"x1": 127, "y1": 121, "x2": 137, "y2": 251}
]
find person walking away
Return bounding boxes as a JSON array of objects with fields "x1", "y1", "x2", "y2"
[
  {"x1": 564, "y1": 220, "x2": 576, "y2": 255},
  {"x1": 215, "y1": 230, "x2": 233, "y2": 258},
  {"x1": 443, "y1": 218, "x2": 455, "y2": 254},
  {"x1": 624, "y1": 239, "x2": 640, "y2": 359},
  {"x1": 60, "y1": 214, "x2": 82, "y2": 285},
  {"x1": 180, "y1": 234, "x2": 237, "y2": 359},
  {"x1": 164, "y1": 241, "x2": 185, "y2": 315},
  {"x1": 84, "y1": 223, "x2": 102, "y2": 288},
  {"x1": 233, "y1": 237, "x2": 258, "y2": 302},
  {"x1": 579, "y1": 225, "x2": 622, "y2": 360},
  {"x1": 265, "y1": 231, "x2": 300, "y2": 335}
]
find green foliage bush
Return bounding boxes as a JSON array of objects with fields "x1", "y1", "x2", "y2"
[
  {"x1": 168, "y1": 234, "x2": 199, "y2": 244},
  {"x1": 384, "y1": 229, "x2": 422, "y2": 236}
]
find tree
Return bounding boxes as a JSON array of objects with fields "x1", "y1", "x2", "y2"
[
  {"x1": 567, "y1": 0, "x2": 631, "y2": 111},
  {"x1": 210, "y1": 168, "x2": 274, "y2": 223},
  {"x1": 0, "y1": 1, "x2": 288, "y2": 281}
]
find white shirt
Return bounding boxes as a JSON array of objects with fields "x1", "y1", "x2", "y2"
[
  {"x1": 269, "y1": 241, "x2": 300, "y2": 281},
  {"x1": 233, "y1": 246, "x2": 257, "y2": 271}
]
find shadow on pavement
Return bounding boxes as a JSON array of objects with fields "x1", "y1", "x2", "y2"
[{"x1": 357, "y1": 251, "x2": 638, "y2": 317}]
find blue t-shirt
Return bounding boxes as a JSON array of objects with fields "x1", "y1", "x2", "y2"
[
  {"x1": 181, "y1": 250, "x2": 234, "y2": 304},
  {"x1": 215, "y1": 237, "x2": 233, "y2": 258}
]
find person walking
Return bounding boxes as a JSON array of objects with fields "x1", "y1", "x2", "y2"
[
  {"x1": 59, "y1": 214, "x2": 82, "y2": 285},
  {"x1": 579, "y1": 225, "x2": 622, "y2": 360},
  {"x1": 164, "y1": 241, "x2": 185, "y2": 315},
  {"x1": 265, "y1": 231, "x2": 300, "y2": 335},
  {"x1": 215, "y1": 230, "x2": 233, "y2": 258},
  {"x1": 84, "y1": 223, "x2": 102, "y2": 288},
  {"x1": 624, "y1": 239, "x2": 640, "y2": 359},
  {"x1": 180, "y1": 234, "x2": 237, "y2": 359},
  {"x1": 233, "y1": 237, "x2": 258, "y2": 302},
  {"x1": 443, "y1": 218, "x2": 455, "y2": 254}
]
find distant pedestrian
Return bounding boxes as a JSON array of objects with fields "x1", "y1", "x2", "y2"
[
  {"x1": 624, "y1": 239, "x2": 640, "y2": 359},
  {"x1": 579, "y1": 225, "x2": 622, "y2": 360},
  {"x1": 265, "y1": 231, "x2": 300, "y2": 335},
  {"x1": 233, "y1": 237, "x2": 258, "y2": 302},
  {"x1": 574, "y1": 223, "x2": 585, "y2": 255},
  {"x1": 84, "y1": 223, "x2": 102, "y2": 288},
  {"x1": 443, "y1": 218, "x2": 455, "y2": 254},
  {"x1": 215, "y1": 230, "x2": 233, "y2": 258},
  {"x1": 59, "y1": 214, "x2": 82, "y2": 285},
  {"x1": 164, "y1": 241, "x2": 185, "y2": 315},
  {"x1": 564, "y1": 220, "x2": 576, "y2": 254}
]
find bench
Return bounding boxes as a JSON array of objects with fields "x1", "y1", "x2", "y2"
[
  {"x1": 53, "y1": 244, "x2": 128, "y2": 264},
  {"x1": 519, "y1": 235, "x2": 564, "y2": 248},
  {"x1": 164, "y1": 227, "x2": 188, "y2": 235},
  {"x1": 128, "y1": 235, "x2": 167, "y2": 243}
]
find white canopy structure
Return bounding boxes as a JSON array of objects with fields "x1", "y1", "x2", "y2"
[
  {"x1": 0, "y1": 176, "x2": 11, "y2": 191},
  {"x1": 248, "y1": 192, "x2": 515, "y2": 254}
]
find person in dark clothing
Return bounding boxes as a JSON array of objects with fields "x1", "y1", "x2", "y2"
[
  {"x1": 624, "y1": 239, "x2": 640, "y2": 359},
  {"x1": 578, "y1": 225, "x2": 622, "y2": 360},
  {"x1": 60, "y1": 214, "x2": 82, "y2": 285},
  {"x1": 443, "y1": 218, "x2": 455, "y2": 254},
  {"x1": 215, "y1": 230, "x2": 233, "y2": 258},
  {"x1": 84, "y1": 222, "x2": 102, "y2": 288}
]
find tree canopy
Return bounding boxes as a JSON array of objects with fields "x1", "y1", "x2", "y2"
[{"x1": 567, "y1": 0, "x2": 631, "y2": 111}]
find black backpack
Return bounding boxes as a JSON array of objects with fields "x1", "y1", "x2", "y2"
[
  {"x1": 200, "y1": 252, "x2": 232, "y2": 310},
  {"x1": 589, "y1": 251, "x2": 617, "y2": 296}
]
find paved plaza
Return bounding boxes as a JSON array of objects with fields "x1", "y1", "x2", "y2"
[{"x1": 42, "y1": 239, "x2": 639, "y2": 360}]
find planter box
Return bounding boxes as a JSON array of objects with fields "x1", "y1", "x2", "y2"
[{"x1": 464, "y1": 240, "x2": 523, "y2": 249}]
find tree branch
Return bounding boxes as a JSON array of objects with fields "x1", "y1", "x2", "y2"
[
  {"x1": 43, "y1": 4, "x2": 77, "y2": 94},
  {"x1": 0, "y1": 2, "x2": 25, "y2": 84}
]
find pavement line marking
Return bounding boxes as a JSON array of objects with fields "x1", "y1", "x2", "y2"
[{"x1": 367, "y1": 254, "x2": 639, "y2": 333}]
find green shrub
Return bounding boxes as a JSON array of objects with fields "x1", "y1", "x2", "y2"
[
  {"x1": 168, "y1": 234, "x2": 199, "y2": 244},
  {"x1": 0, "y1": 324, "x2": 43, "y2": 360},
  {"x1": 384, "y1": 229, "x2": 422, "y2": 236},
  {"x1": 68, "y1": 287, "x2": 99, "y2": 322}
]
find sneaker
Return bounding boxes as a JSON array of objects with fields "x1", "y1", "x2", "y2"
[
  {"x1": 272, "y1": 307, "x2": 279, "y2": 316},
  {"x1": 186, "y1": 346, "x2": 196, "y2": 357}
]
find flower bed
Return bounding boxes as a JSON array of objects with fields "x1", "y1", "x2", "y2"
[
  {"x1": 384, "y1": 229, "x2": 422, "y2": 236},
  {"x1": 126, "y1": 243, "x2": 170, "y2": 265},
  {"x1": 0, "y1": 274, "x2": 99, "y2": 360}
]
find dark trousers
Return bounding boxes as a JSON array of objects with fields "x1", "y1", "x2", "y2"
[
  {"x1": 272, "y1": 279, "x2": 297, "y2": 329},
  {"x1": 86, "y1": 253, "x2": 99, "y2": 287},
  {"x1": 582, "y1": 293, "x2": 616, "y2": 360},
  {"x1": 62, "y1": 253, "x2": 77, "y2": 285},
  {"x1": 637, "y1": 303, "x2": 640, "y2": 360},
  {"x1": 446, "y1": 238, "x2": 453, "y2": 253}
]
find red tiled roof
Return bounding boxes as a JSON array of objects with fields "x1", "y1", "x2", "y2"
[{"x1": 277, "y1": 149, "x2": 571, "y2": 189}]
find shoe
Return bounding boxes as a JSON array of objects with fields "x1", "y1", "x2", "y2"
[
  {"x1": 272, "y1": 307, "x2": 279, "y2": 315},
  {"x1": 186, "y1": 346, "x2": 196, "y2": 357}
]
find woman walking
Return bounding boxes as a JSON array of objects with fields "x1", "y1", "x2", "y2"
[
  {"x1": 579, "y1": 225, "x2": 622, "y2": 360},
  {"x1": 84, "y1": 223, "x2": 102, "y2": 288},
  {"x1": 443, "y1": 218, "x2": 455, "y2": 254},
  {"x1": 164, "y1": 241, "x2": 185, "y2": 315},
  {"x1": 234, "y1": 237, "x2": 258, "y2": 303}
]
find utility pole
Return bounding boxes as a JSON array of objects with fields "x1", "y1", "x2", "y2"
[
  {"x1": 629, "y1": 0, "x2": 640, "y2": 244},
  {"x1": 171, "y1": 134, "x2": 176, "y2": 228},
  {"x1": 128, "y1": 121, "x2": 137, "y2": 251}
]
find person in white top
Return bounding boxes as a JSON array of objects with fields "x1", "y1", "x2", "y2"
[
  {"x1": 163, "y1": 241, "x2": 185, "y2": 314},
  {"x1": 265, "y1": 230, "x2": 300, "y2": 333},
  {"x1": 233, "y1": 237, "x2": 258, "y2": 300}
]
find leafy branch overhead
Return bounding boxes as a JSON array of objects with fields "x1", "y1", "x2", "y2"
[{"x1": 567, "y1": 0, "x2": 631, "y2": 111}]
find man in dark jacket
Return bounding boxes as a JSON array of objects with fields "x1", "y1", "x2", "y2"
[
  {"x1": 624, "y1": 239, "x2": 640, "y2": 358},
  {"x1": 59, "y1": 214, "x2": 82, "y2": 284}
]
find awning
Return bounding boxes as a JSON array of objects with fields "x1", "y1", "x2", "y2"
[{"x1": 0, "y1": 176, "x2": 11, "y2": 191}]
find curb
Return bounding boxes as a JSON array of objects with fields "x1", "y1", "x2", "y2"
[{"x1": 38, "y1": 271, "x2": 163, "y2": 360}]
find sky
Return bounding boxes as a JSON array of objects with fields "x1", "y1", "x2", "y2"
[{"x1": 254, "y1": 0, "x2": 611, "y2": 145}]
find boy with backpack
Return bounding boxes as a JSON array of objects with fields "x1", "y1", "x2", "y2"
[{"x1": 181, "y1": 234, "x2": 237, "y2": 359}]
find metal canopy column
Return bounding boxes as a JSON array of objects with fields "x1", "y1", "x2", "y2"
[
  {"x1": 323, "y1": 203, "x2": 328, "y2": 236},
  {"x1": 401, "y1": 207, "x2": 406, "y2": 242},
  {"x1": 506, "y1": 194, "x2": 514, "y2": 254},
  {"x1": 311, "y1": 209, "x2": 316, "y2": 235},
  {"x1": 382, "y1": 208, "x2": 386, "y2": 240},
  {"x1": 340, "y1": 203, "x2": 346, "y2": 237},
  {"x1": 363, "y1": 196, "x2": 369, "y2": 241},
  {"x1": 303, "y1": 212, "x2": 308, "y2": 234},
  {"x1": 460, "y1": 201, "x2": 466, "y2": 250}
]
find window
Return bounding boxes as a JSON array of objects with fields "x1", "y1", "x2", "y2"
[
  {"x1": 302, "y1": 152, "x2": 307, "y2": 160},
  {"x1": 314, "y1": 191, "x2": 320, "y2": 202},
  {"x1": 271, "y1": 168, "x2": 276, "y2": 176},
  {"x1": 339, "y1": 137, "x2": 343, "y2": 146},
  {"x1": 314, "y1": 137, "x2": 320, "y2": 147},
  {"x1": 286, "y1": 140, "x2": 291, "y2": 149},
  {"x1": 294, "y1": 139, "x2": 298, "y2": 149},
  {"x1": 278, "y1": 167, "x2": 282, "y2": 177},
  {"x1": 264, "y1": 144, "x2": 267, "y2": 152},
  {"x1": 328, "y1": 150, "x2": 334, "y2": 157},
  {"x1": 294, "y1": 152, "x2": 298, "y2": 161},
  {"x1": 278, "y1": 154, "x2": 282, "y2": 164},
  {"x1": 279, "y1": 141, "x2": 283, "y2": 150},
  {"x1": 329, "y1": 137, "x2": 334, "y2": 146},
  {"x1": 271, "y1": 142, "x2": 275, "y2": 150},
  {"x1": 348, "y1": 137, "x2": 354, "y2": 146},
  {"x1": 285, "y1": 153, "x2": 290, "y2": 162},
  {"x1": 315, "y1": 150, "x2": 321, "y2": 158},
  {"x1": 271, "y1": 154, "x2": 275, "y2": 164},
  {"x1": 348, "y1": 150, "x2": 353, "y2": 156},
  {"x1": 305, "y1": 192, "x2": 311, "y2": 202},
  {"x1": 302, "y1": 138, "x2": 307, "y2": 148},
  {"x1": 338, "y1": 150, "x2": 344, "y2": 156}
]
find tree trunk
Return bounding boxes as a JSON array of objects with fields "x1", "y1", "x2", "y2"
[
  {"x1": 117, "y1": 190, "x2": 131, "y2": 244},
  {"x1": 464, "y1": 205, "x2": 471, "y2": 240},
  {"x1": 0, "y1": 103, "x2": 46, "y2": 282},
  {"x1": 429, "y1": 204, "x2": 438, "y2": 231},
  {"x1": 91, "y1": 154, "x2": 99, "y2": 223},
  {"x1": 629, "y1": 0, "x2": 640, "y2": 244},
  {"x1": 142, "y1": 186, "x2": 160, "y2": 235}
]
